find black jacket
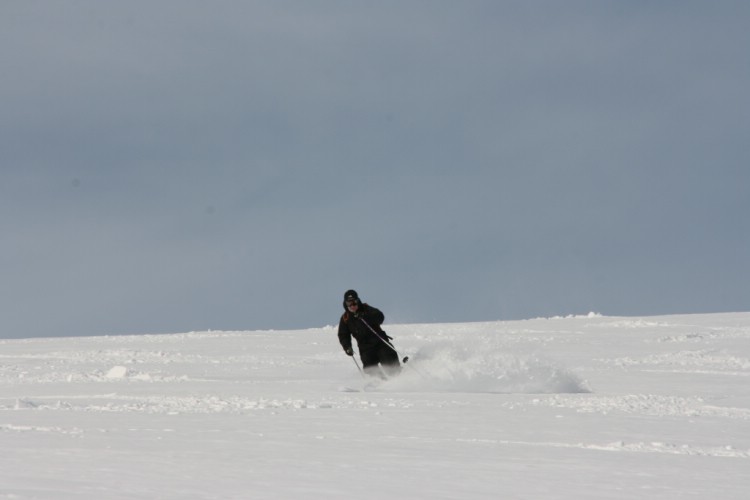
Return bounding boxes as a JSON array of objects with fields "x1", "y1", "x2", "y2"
[{"x1": 338, "y1": 303, "x2": 388, "y2": 352}]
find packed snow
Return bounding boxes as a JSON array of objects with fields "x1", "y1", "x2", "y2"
[{"x1": 1, "y1": 312, "x2": 749, "y2": 499}]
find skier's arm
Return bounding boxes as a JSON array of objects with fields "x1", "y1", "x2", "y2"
[
  {"x1": 337, "y1": 316, "x2": 353, "y2": 354},
  {"x1": 370, "y1": 306, "x2": 385, "y2": 326}
]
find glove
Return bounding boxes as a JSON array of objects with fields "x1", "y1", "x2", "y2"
[{"x1": 344, "y1": 347, "x2": 354, "y2": 356}]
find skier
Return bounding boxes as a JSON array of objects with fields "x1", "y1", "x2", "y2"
[{"x1": 338, "y1": 289, "x2": 401, "y2": 378}]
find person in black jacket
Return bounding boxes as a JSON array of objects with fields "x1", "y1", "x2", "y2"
[{"x1": 338, "y1": 289, "x2": 401, "y2": 378}]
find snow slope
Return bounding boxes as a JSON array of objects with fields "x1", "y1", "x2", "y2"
[{"x1": 1, "y1": 313, "x2": 749, "y2": 499}]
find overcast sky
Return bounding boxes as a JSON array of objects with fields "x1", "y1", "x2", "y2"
[{"x1": 2, "y1": 1, "x2": 749, "y2": 339}]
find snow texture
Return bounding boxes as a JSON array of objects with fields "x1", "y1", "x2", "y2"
[{"x1": 1, "y1": 312, "x2": 749, "y2": 499}]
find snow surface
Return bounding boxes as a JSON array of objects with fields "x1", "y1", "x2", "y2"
[{"x1": 2, "y1": 312, "x2": 749, "y2": 499}]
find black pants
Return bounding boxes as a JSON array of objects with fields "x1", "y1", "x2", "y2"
[{"x1": 360, "y1": 342, "x2": 401, "y2": 378}]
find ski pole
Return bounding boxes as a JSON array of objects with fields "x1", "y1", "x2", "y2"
[
  {"x1": 358, "y1": 317, "x2": 398, "y2": 352},
  {"x1": 351, "y1": 355, "x2": 365, "y2": 378}
]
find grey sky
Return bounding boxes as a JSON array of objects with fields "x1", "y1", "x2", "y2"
[{"x1": 2, "y1": 1, "x2": 749, "y2": 338}]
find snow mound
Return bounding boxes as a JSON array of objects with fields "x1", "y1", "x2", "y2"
[
  {"x1": 547, "y1": 312, "x2": 603, "y2": 320},
  {"x1": 386, "y1": 341, "x2": 590, "y2": 394},
  {"x1": 106, "y1": 366, "x2": 129, "y2": 379}
]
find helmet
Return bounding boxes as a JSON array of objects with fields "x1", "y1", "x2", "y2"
[{"x1": 343, "y1": 289, "x2": 361, "y2": 309}]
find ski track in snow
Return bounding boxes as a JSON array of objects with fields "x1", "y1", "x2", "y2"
[
  {"x1": 451, "y1": 437, "x2": 750, "y2": 459},
  {"x1": 531, "y1": 394, "x2": 750, "y2": 419}
]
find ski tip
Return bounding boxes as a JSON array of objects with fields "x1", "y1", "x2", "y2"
[{"x1": 402, "y1": 356, "x2": 409, "y2": 363}]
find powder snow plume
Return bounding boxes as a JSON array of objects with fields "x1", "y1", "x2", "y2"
[{"x1": 383, "y1": 340, "x2": 590, "y2": 394}]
